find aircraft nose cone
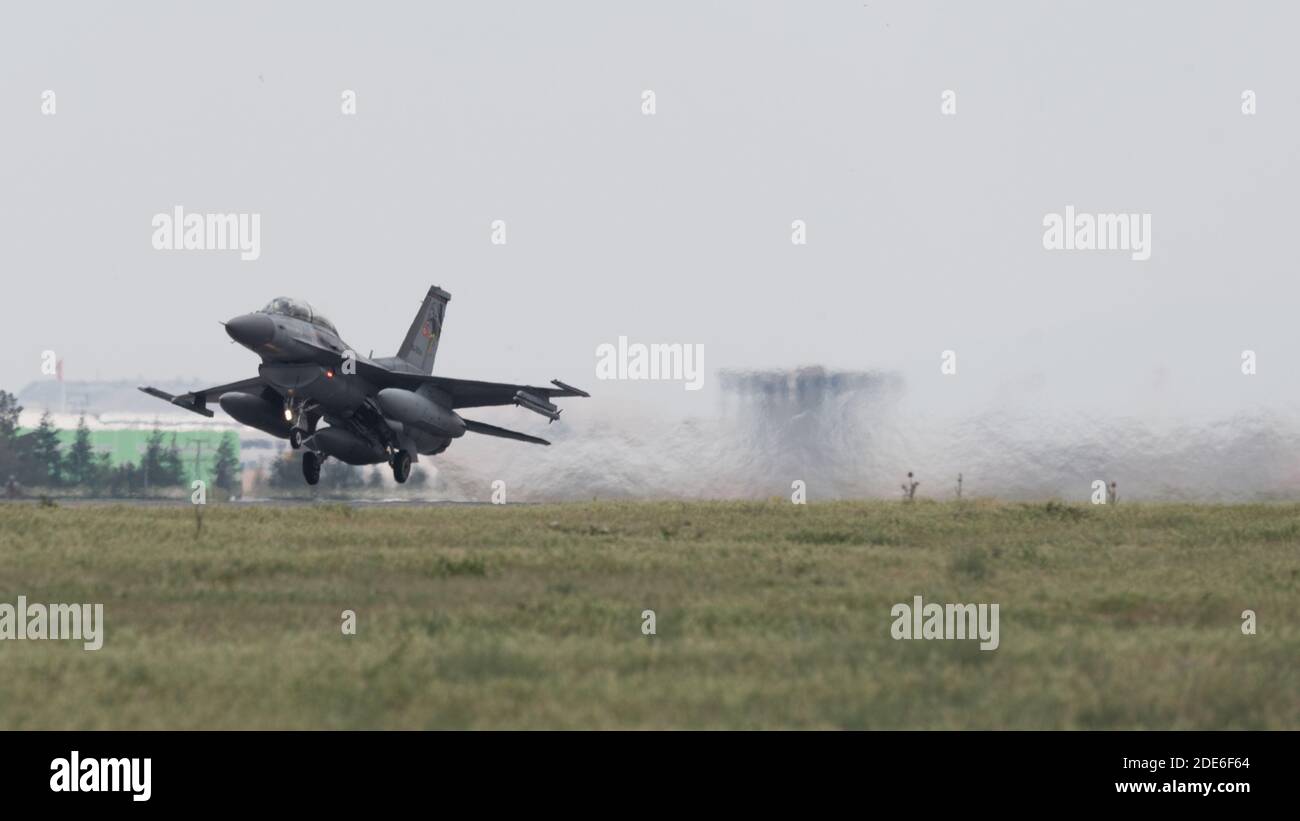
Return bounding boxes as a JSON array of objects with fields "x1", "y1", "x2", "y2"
[{"x1": 226, "y1": 313, "x2": 275, "y2": 348}]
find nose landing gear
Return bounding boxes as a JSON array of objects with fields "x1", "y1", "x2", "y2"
[{"x1": 287, "y1": 403, "x2": 316, "y2": 450}]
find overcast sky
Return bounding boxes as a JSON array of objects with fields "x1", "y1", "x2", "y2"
[{"x1": 3, "y1": 1, "x2": 1299, "y2": 421}]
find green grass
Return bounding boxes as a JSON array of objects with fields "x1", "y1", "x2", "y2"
[{"x1": 0, "y1": 499, "x2": 1296, "y2": 729}]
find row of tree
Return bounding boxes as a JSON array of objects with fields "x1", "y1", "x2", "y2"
[
  {"x1": 2, "y1": 388, "x2": 427, "y2": 498},
  {"x1": 0, "y1": 389, "x2": 239, "y2": 496}
]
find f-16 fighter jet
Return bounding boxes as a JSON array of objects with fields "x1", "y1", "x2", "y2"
[{"x1": 141, "y1": 286, "x2": 589, "y2": 485}]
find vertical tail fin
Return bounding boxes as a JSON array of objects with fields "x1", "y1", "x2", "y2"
[{"x1": 396, "y1": 286, "x2": 450, "y2": 374}]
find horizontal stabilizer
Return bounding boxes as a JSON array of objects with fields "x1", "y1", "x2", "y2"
[
  {"x1": 138, "y1": 376, "x2": 264, "y2": 418},
  {"x1": 139, "y1": 386, "x2": 177, "y2": 403},
  {"x1": 137, "y1": 386, "x2": 215, "y2": 417},
  {"x1": 462, "y1": 418, "x2": 550, "y2": 446}
]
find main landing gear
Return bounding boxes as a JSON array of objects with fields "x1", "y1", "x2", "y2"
[
  {"x1": 391, "y1": 450, "x2": 411, "y2": 484},
  {"x1": 303, "y1": 451, "x2": 321, "y2": 485}
]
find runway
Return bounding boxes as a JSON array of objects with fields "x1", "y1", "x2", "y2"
[{"x1": 0, "y1": 496, "x2": 505, "y2": 508}]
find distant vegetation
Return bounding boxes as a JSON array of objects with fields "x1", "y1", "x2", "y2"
[
  {"x1": 0, "y1": 388, "x2": 426, "y2": 500},
  {"x1": 0, "y1": 388, "x2": 238, "y2": 498},
  {"x1": 0, "y1": 499, "x2": 1294, "y2": 729}
]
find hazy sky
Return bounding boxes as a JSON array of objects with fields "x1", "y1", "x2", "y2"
[{"x1": 3, "y1": 1, "x2": 1299, "y2": 420}]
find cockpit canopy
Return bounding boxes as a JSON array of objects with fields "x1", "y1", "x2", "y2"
[{"x1": 260, "y1": 297, "x2": 337, "y2": 334}]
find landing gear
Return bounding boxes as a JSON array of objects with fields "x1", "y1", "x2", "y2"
[
  {"x1": 391, "y1": 450, "x2": 411, "y2": 484},
  {"x1": 289, "y1": 428, "x2": 304, "y2": 450},
  {"x1": 303, "y1": 451, "x2": 321, "y2": 485}
]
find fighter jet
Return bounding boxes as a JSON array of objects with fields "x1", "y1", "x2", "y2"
[{"x1": 140, "y1": 286, "x2": 588, "y2": 485}]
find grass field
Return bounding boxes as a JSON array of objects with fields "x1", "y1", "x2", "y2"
[{"x1": 0, "y1": 499, "x2": 1296, "y2": 729}]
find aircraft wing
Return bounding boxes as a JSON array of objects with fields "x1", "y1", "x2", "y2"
[
  {"x1": 350, "y1": 360, "x2": 589, "y2": 409},
  {"x1": 283, "y1": 336, "x2": 589, "y2": 409},
  {"x1": 405, "y1": 375, "x2": 589, "y2": 409},
  {"x1": 138, "y1": 377, "x2": 265, "y2": 418}
]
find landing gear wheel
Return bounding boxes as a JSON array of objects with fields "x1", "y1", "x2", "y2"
[
  {"x1": 303, "y1": 451, "x2": 321, "y2": 485},
  {"x1": 289, "y1": 428, "x2": 304, "y2": 450},
  {"x1": 391, "y1": 450, "x2": 412, "y2": 484}
]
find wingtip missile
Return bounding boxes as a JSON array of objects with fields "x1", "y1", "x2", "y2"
[{"x1": 514, "y1": 390, "x2": 561, "y2": 422}]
